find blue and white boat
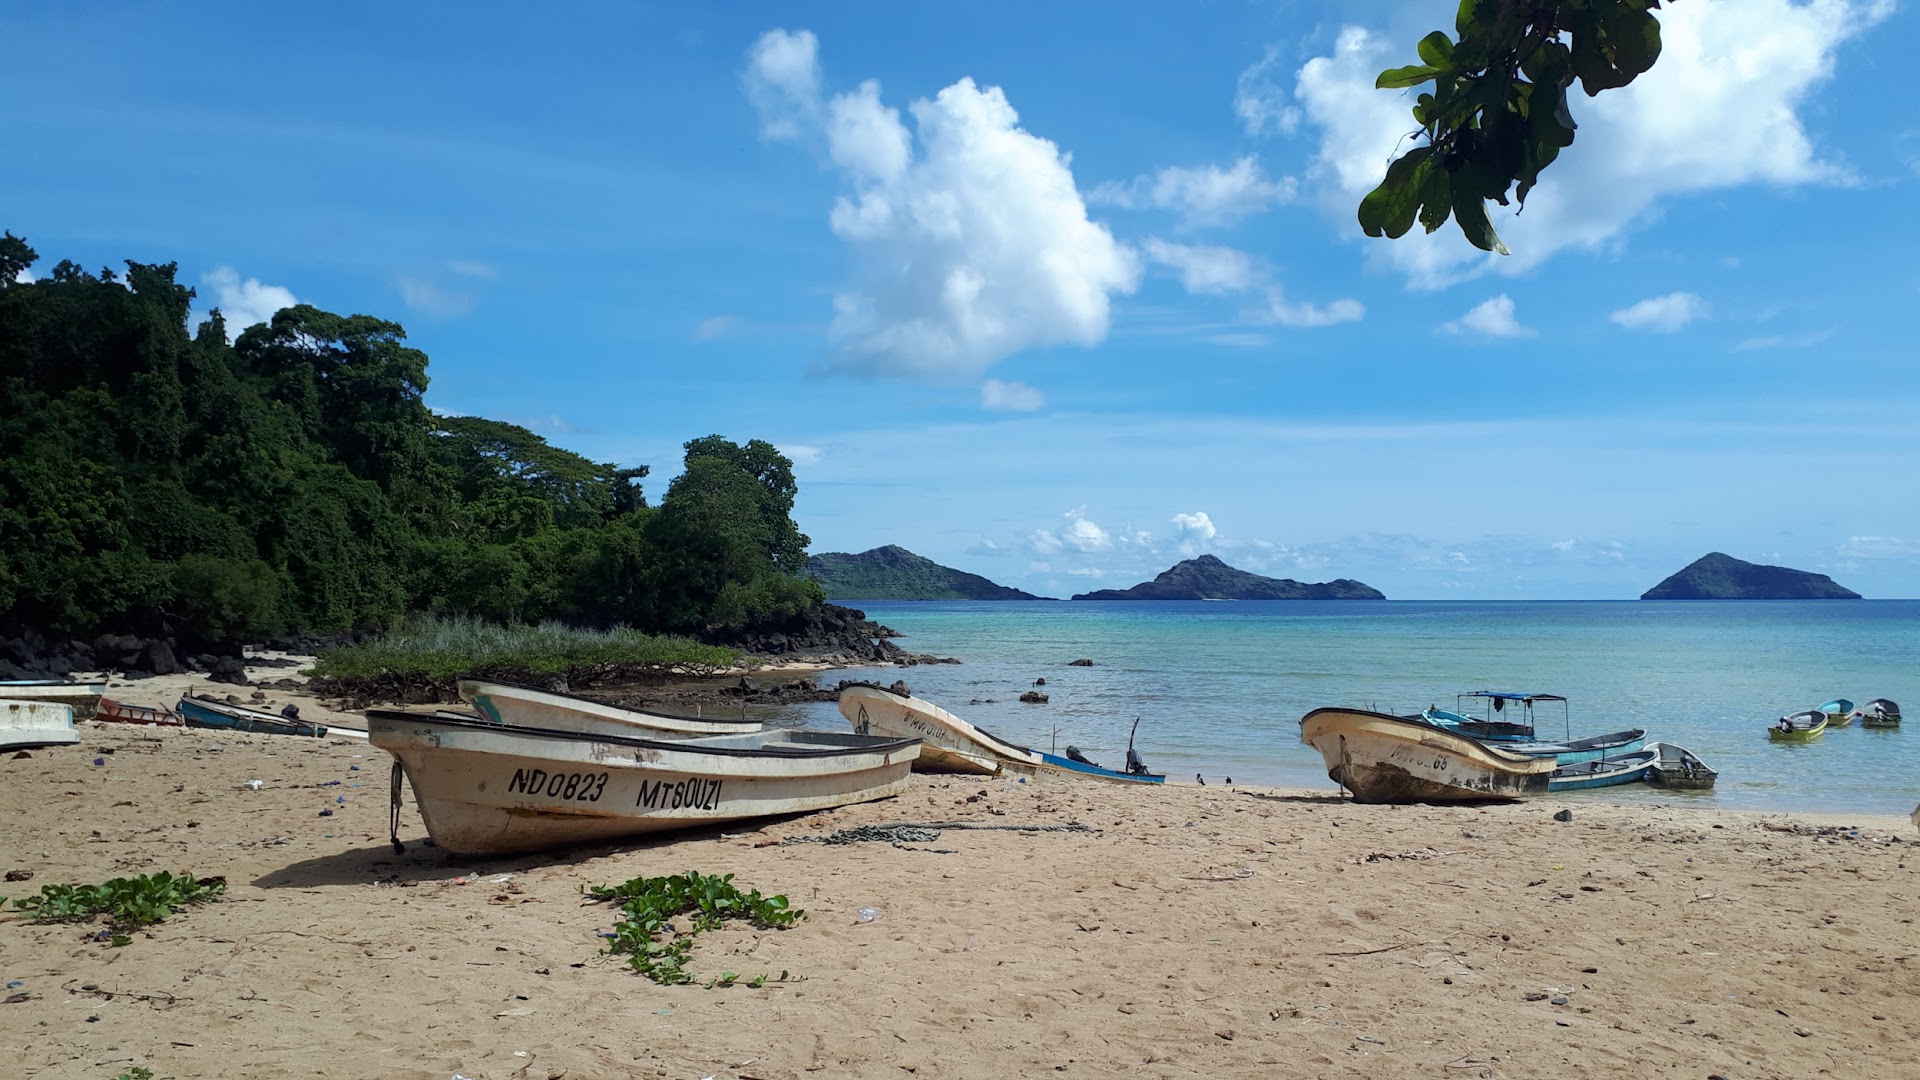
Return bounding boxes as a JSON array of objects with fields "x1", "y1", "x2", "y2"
[
  {"x1": 1547, "y1": 748, "x2": 1658, "y2": 792},
  {"x1": 1419, "y1": 692, "x2": 1644, "y2": 764},
  {"x1": 177, "y1": 694, "x2": 329, "y2": 738}
]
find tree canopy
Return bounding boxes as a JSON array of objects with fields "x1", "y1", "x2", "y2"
[
  {"x1": 0, "y1": 235, "x2": 821, "y2": 647},
  {"x1": 1362, "y1": 0, "x2": 1668, "y2": 254}
]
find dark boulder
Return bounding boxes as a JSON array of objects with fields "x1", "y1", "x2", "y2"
[
  {"x1": 206, "y1": 656, "x2": 250, "y2": 686},
  {"x1": 133, "y1": 641, "x2": 183, "y2": 676}
]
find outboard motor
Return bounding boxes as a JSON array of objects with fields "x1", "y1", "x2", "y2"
[
  {"x1": 1125, "y1": 746, "x2": 1149, "y2": 776},
  {"x1": 281, "y1": 703, "x2": 301, "y2": 720}
]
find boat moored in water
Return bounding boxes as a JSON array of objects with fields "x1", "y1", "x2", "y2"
[
  {"x1": 1418, "y1": 692, "x2": 1644, "y2": 764},
  {"x1": 459, "y1": 678, "x2": 765, "y2": 737},
  {"x1": 1547, "y1": 748, "x2": 1658, "y2": 792},
  {"x1": 1858, "y1": 698, "x2": 1900, "y2": 728},
  {"x1": 1819, "y1": 698, "x2": 1856, "y2": 727},
  {"x1": 1299, "y1": 707, "x2": 1554, "y2": 803},
  {"x1": 1769, "y1": 709, "x2": 1828, "y2": 742},
  {"x1": 1644, "y1": 742, "x2": 1718, "y2": 790},
  {"x1": 368, "y1": 709, "x2": 920, "y2": 856}
]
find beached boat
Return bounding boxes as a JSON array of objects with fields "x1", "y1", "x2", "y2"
[
  {"x1": 1644, "y1": 742, "x2": 1718, "y2": 790},
  {"x1": 177, "y1": 694, "x2": 329, "y2": 738},
  {"x1": 1419, "y1": 692, "x2": 1644, "y2": 764},
  {"x1": 458, "y1": 679, "x2": 764, "y2": 737},
  {"x1": 92, "y1": 697, "x2": 182, "y2": 727},
  {"x1": 838, "y1": 684, "x2": 1044, "y2": 775},
  {"x1": 1819, "y1": 698, "x2": 1856, "y2": 727},
  {"x1": 0, "y1": 679, "x2": 105, "y2": 720},
  {"x1": 0, "y1": 700, "x2": 79, "y2": 750},
  {"x1": 1858, "y1": 698, "x2": 1901, "y2": 728},
  {"x1": 1547, "y1": 748, "x2": 1658, "y2": 792},
  {"x1": 1299, "y1": 707, "x2": 1553, "y2": 803},
  {"x1": 1768, "y1": 709, "x2": 1828, "y2": 742},
  {"x1": 367, "y1": 709, "x2": 921, "y2": 855}
]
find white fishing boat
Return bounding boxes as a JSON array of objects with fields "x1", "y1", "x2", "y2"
[
  {"x1": 458, "y1": 678, "x2": 765, "y2": 737},
  {"x1": 0, "y1": 679, "x2": 105, "y2": 720},
  {"x1": 837, "y1": 684, "x2": 1044, "y2": 775},
  {"x1": 368, "y1": 709, "x2": 921, "y2": 856},
  {"x1": 0, "y1": 700, "x2": 79, "y2": 751},
  {"x1": 1299, "y1": 707, "x2": 1553, "y2": 803}
]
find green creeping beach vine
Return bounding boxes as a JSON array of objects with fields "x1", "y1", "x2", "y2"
[{"x1": 583, "y1": 871, "x2": 803, "y2": 986}]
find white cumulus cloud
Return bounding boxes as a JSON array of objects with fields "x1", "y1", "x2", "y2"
[
  {"x1": 1611, "y1": 292, "x2": 1708, "y2": 332},
  {"x1": 1441, "y1": 294, "x2": 1534, "y2": 338},
  {"x1": 980, "y1": 378, "x2": 1045, "y2": 412},
  {"x1": 1143, "y1": 239, "x2": 1258, "y2": 295},
  {"x1": 1091, "y1": 156, "x2": 1296, "y2": 227},
  {"x1": 745, "y1": 31, "x2": 1140, "y2": 380},
  {"x1": 201, "y1": 266, "x2": 297, "y2": 342},
  {"x1": 1295, "y1": 2, "x2": 1893, "y2": 286},
  {"x1": 1170, "y1": 511, "x2": 1218, "y2": 555},
  {"x1": 743, "y1": 28, "x2": 822, "y2": 141}
]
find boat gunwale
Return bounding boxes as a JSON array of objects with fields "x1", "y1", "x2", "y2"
[
  {"x1": 368, "y1": 708, "x2": 921, "y2": 760},
  {"x1": 458, "y1": 677, "x2": 764, "y2": 728},
  {"x1": 837, "y1": 684, "x2": 1042, "y2": 763}
]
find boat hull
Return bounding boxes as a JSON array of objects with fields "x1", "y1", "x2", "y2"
[
  {"x1": 368, "y1": 711, "x2": 920, "y2": 856},
  {"x1": 177, "y1": 696, "x2": 329, "y2": 738},
  {"x1": 0, "y1": 700, "x2": 79, "y2": 750},
  {"x1": 459, "y1": 679, "x2": 763, "y2": 737},
  {"x1": 838, "y1": 685, "x2": 1042, "y2": 775},
  {"x1": 1547, "y1": 750, "x2": 1658, "y2": 792},
  {"x1": 93, "y1": 698, "x2": 182, "y2": 727},
  {"x1": 1006, "y1": 751, "x2": 1165, "y2": 785},
  {"x1": 1768, "y1": 714, "x2": 1828, "y2": 742},
  {"x1": 1644, "y1": 742, "x2": 1718, "y2": 790},
  {"x1": 0, "y1": 681, "x2": 105, "y2": 720},
  {"x1": 1300, "y1": 708, "x2": 1553, "y2": 804}
]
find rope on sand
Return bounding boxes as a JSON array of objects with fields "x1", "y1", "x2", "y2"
[{"x1": 780, "y1": 821, "x2": 1095, "y2": 853}]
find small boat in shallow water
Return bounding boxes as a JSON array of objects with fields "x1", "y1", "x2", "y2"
[
  {"x1": 1858, "y1": 699, "x2": 1901, "y2": 728},
  {"x1": 459, "y1": 679, "x2": 764, "y2": 737},
  {"x1": 1819, "y1": 698, "x2": 1856, "y2": 727},
  {"x1": 1644, "y1": 742, "x2": 1718, "y2": 790},
  {"x1": 1547, "y1": 749, "x2": 1658, "y2": 792},
  {"x1": 368, "y1": 709, "x2": 920, "y2": 856},
  {"x1": 1299, "y1": 707, "x2": 1553, "y2": 803},
  {"x1": 0, "y1": 680, "x2": 105, "y2": 720},
  {"x1": 177, "y1": 694, "x2": 328, "y2": 738},
  {"x1": 0, "y1": 700, "x2": 79, "y2": 750},
  {"x1": 1769, "y1": 709, "x2": 1828, "y2": 742}
]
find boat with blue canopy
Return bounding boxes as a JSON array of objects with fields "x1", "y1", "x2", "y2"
[{"x1": 1418, "y1": 692, "x2": 1645, "y2": 764}]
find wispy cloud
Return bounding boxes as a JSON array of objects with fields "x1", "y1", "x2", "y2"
[
  {"x1": 779, "y1": 443, "x2": 823, "y2": 466},
  {"x1": 1090, "y1": 156, "x2": 1296, "y2": 227},
  {"x1": 1733, "y1": 328, "x2": 1836, "y2": 351},
  {"x1": 1611, "y1": 292, "x2": 1708, "y2": 333},
  {"x1": 1440, "y1": 294, "x2": 1533, "y2": 338},
  {"x1": 694, "y1": 315, "x2": 739, "y2": 341},
  {"x1": 446, "y1": 259, "x2": 498, "y2": 280},
  {"x1": 1235, "y1": 45, "x2": 1300, "y2": 138},
  {"x1": 981, "y1": 379, "x2": 1045, "y2": 412},
  {"x1": 398, "y1": 277, "x2": 475, "y2": 319}
]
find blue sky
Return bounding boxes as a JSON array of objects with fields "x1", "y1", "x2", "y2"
[{"x1": 7, "y1": 1, "x2": 1916, "y2": 599}]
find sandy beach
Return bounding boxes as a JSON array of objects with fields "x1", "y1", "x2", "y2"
[{"x1": 4, "y1": 672, "x2": 1917, "y2": 1080}]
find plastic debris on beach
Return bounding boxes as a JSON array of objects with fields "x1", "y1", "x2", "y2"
[{"x1": 855, "y1": 906, "x2": 882, "y2": 923}]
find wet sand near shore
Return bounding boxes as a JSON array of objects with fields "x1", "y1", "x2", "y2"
[{"x1": 3, "y1": 681, "x2": 1917, "y2": 1079}]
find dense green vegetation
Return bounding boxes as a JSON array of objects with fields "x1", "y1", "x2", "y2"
[
  {"x1": 585, "y1": 871, "x2": 802, "y2": 986},
  {"x1": 808, "y1": 545, "x2": 1042, "y2": 600},
  {"x1": 0, "y1": 233, "x2": 822, "y2": 648},
  {"x1": 307, "y1": 616, "x2": 739, "y2": 693}
]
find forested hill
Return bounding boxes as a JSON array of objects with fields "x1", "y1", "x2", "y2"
[
  {"x1": 807, "y1": 546, "x2": 1043, "y2": 600},
  {"x1": 1071, "y1": 555, "x2": 1385, "y2": 600},
  {"x1": 1640, "y1": 552, "x2": 1861, "y2": 600},
  {"x1": 0, "y1": 232, "x2": 825, "y2": 657}
]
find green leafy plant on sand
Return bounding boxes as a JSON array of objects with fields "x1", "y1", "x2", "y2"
[
  {"x1": 583, "y1": 871, "x2": 802, "y2": 986},
  {"x1": 110, "y1": 1069, "x2": 155, "y2": 1080},
  {"x1": 5, "y1": 870, "x2": 225, "y2": 947}
]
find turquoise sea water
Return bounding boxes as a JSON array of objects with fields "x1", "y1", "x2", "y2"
[{"x1": 783, "y1": 600, "x2": 1919, "y2": 815}]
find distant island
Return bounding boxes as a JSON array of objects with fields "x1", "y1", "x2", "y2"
[
  {"x1": 1641, "y1": 552, "x2": 1861, "y2": 600},
  {"x1": 1070, "y1": 555, "x2": 1385, "y2": 601},
  {"x1": 807, "y1": 545, "x2": 1043, "y2": 600}
]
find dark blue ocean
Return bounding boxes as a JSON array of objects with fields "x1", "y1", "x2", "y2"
[{"x1": 786, "y1": 600, "x2": 1919, "y2": 815}]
